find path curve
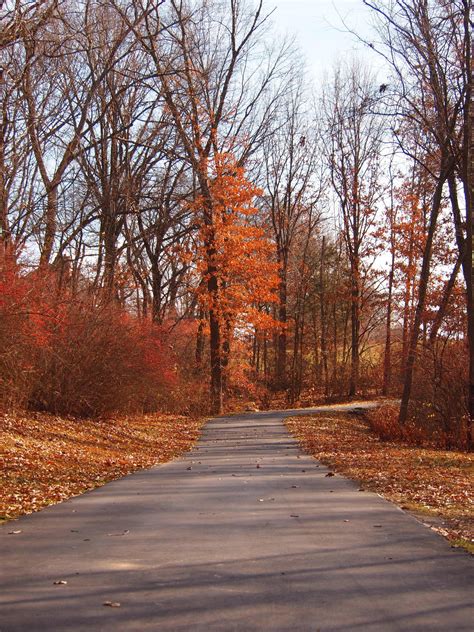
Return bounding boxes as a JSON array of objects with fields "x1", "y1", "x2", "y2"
[{"x1": 1, "y1": 404, "x2": 472, "y2": 631}]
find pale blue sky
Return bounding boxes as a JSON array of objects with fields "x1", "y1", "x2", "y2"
[{"x1": 269, "y1": 0, "x2": 387, "y2": 81}]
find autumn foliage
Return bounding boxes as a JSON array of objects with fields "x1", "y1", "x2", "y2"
[
  {"x1": 194, "y1": 155, "x2": 278, "y2": 329},
  {"x1": 0, "y1": 254, "x2": 177, "y2": 416}
]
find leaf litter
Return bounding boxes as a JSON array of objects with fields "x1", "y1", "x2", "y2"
[{"x1": 1, "y1": 411, "x2": 206, "y2": 521}]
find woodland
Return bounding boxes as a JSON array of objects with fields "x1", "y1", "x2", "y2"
[{"x1": 1, "y1": 0, "x2": 473, "y2": 455}]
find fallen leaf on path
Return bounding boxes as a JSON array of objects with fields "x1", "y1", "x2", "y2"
[
  {"x1": 286, "y1": 413, "x2": 474, "y2": 548},
  {"x1": 1, "y1": 412, "x2": 205, "y2": 522}
]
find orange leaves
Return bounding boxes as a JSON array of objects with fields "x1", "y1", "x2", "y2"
[
  {"x1": 0, "y1": 255, "x2": 179, "y2": 416},
  {"x1": 191, "y1": 152, "x2": 279, "y2": 332}
]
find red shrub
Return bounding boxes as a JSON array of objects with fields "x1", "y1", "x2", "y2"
[{"x1": 0, "y1": 257, "x2": 177, "y2": 416}]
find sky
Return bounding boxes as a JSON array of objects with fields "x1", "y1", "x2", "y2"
[{"x1": 269, "y1": 0, "x2": 388, "y2": 82}]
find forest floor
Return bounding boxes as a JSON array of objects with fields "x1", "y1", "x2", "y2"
[
  {"x1": 286, "y1": 412, "x2": 474, "y2": 553},
  {"x1": 0, "y1": 411, "x2": 205, "y2": 522}
]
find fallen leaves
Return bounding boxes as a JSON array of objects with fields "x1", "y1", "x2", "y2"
[
  {"x1": 286, "y1": 413, "x2": 474, "y2": 550},
  {"x1": 1, "y1": 411, "x2": 206, "y2": 521}
]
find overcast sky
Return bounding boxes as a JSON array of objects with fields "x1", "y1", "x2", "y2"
[{"x1": 269, "y1": 0, "x2": 388, "y2": 82}]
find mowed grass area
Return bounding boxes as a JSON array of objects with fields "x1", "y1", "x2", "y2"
[
  {"x1": 286, "y1": 413, "x2": 474, "y2": 553},
  {"x1": 1, "y1": 411, "x2": 206, "y2": 521}
]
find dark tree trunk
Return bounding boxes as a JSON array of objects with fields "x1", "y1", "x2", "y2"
[
  {"x1": 0, "y1": 109, "x2": 10, "y2": 248},
  {"x1": 467, "y1": 39, "x2": 474, "y2": 449},
  {"x1": 276, "y1": 266, "x2": 288, "y2": 388},
  {"x1": 349, "y1": 257, "x2": 360, "y2": 397},
  {"x1": 221, "y1": 316, "x2": 232, "y2": 395},
  {"x1": 151, "y1": 265, "x2": 162, "y2": 324},
  {"x1": 209, "y1": 302, "x2": 223, "y2": 414},
  {"x1": 319, "y1": 237, "x2": 329, "y2": 397},
  {"x1": 399, "y1": 164, "x2": 450, "y2": 425},
  {"x1": 205, "y1": 229, "x2": 223, "y2": 414},
  {"x1": 383, "y1": 249, "x2": 395, "y2": 396},
  {"x1": 195, "y1": 310, "x2": 205, "y2": 368}
]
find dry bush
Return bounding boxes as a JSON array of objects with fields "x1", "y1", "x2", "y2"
[
  {"x1": 0, "y1": 256, "x2": 37, "y2": 409},
  {"x1": 366, "y1": 403, "x2": 401, "y2": 440},
  {"x1": 0, "y1": 258, "x2": 178, "y2": 417},
  {"x1": 365, "y1": 339, "x2": 469, "y2": 451},
  {"x1": 367, "y1": 403, "x2": 427, "y2": 445},
  {"x1": 358, "y1": 357, "x2": 384, "y2": 396},
  {"x1": 410, "y1": 342, "x2": 469, "y2": 449},
  {"x1": 30, "y1": 303, "x2": 177, "y2": 416}
]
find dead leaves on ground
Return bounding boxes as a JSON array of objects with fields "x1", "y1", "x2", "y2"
[
  {"x1": 286, "y1": 413, "x2": 473, "y2": 549},
  {"x1": 1, "y1": 411, "x2": 205, "y2": 521}
]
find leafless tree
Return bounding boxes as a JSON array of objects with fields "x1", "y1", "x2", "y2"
[
  {"x1": 322, "y1": 61, "x2": 385, "y2": 396},
  {"x1": 261, "y1": 76, "x2": 325, "y2": 389}
]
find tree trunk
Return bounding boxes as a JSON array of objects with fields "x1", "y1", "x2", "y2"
[
  {"x1": 0, "y1": 109, "x2": 10, "y2": 248},
  {"x1": 221, "y1": 316, "x2": 232, "y2": 395},
  {"x1": 209, "y1": 303, "x2": 223, "y2": 414},
  {"x1": 151, "y1": 265, "x2": 162, "y2": 324},
  {"x1": 349, "y1": 257, "x2": 360, "y2": 397},
  {"x1": 467, "y1": 39, "x2": 474, "y2": 449},
  {"x1": 40, "y1": 185, "x2": 58, "y2": 266},
  {"x1": 399, "y1": 165, "x2": 450, "y2": 425},
  {"x1": 319, "y1": 237, "x2": 329, "y2": 397},
  {"x1": 206, "y1": 231, "x2": 223, "y2": 414},
  {"x1": 276, "y1": 266, "x2": 287, "y2": 388},
  {"x1": 382, "y1": 249, "x2": 395, "y2": 395},
  {"x1": 195, "y1": 310, "x2": 205, "y2": 368}
]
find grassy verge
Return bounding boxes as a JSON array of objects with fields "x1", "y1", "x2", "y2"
[
  {"x1": 286, "y1": 412, "x2": 473, "y2": 553},
  {"x1": 1, "y1": 411, "x2": 206, "y2": 521}
]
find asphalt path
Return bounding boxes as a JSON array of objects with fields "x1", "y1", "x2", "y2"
[{"x1": 1, "y1": 404, "x2": 473, "y2": 631}]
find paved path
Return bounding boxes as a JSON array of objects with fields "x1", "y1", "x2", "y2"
[{"x1": 1, "y1": 406, "x2": 473, "y2": 631}]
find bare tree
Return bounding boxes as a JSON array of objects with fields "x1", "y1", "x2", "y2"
[
  {"x1": 323, "y1": 61, "x2": 385, "y2": 396},
  {"x1": 11, "y1": 0, "x2": 137, "y2": 265},
  {"x1": 0, "y1": 0, "x2": 59, "y2": 50},
  {"x1": 261, "y1": 77, "x2": 324, "y2": 389}
]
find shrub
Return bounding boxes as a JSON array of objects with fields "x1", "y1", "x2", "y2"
[
  {"x1": 30, "y1": 303, "x2": 177, "y2": 416},
  {"x1": 0, "y1": 257, "x2": 177, "y2": 417},
  {"x1": 410, "y1": 342, "x2": 469, "y2": 450},
  {"x1": 367, "y1": 403, "x2": 427, "y2": 445}
]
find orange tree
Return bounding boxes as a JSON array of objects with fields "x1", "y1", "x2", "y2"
[{"x1": 191, "y1": 153, "x2": 279, "y2": 409}]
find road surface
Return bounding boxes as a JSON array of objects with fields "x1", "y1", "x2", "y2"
[{"x1": 1, "y1": 405, "x2": 472, "y2": 631}]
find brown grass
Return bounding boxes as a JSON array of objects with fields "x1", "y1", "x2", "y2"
[
  {"x1": 286, "y1": 412, "x2": 474, "y2": 551},
  {"x1": 1, "y1": 411, "x2": 206, "y2": 521}
]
